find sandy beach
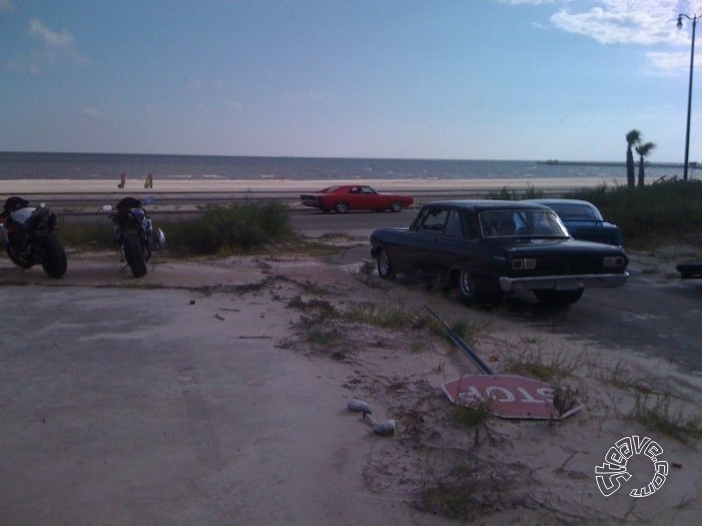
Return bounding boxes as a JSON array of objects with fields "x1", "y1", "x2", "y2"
[{"x1": 2, "y1": 176, "x2": 622, "y2": 197}]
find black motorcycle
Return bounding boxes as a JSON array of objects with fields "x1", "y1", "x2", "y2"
[
  {"x1": 0, "y1": 196, "x2": 67, "y2": 279},
  {"x1": 106, "y1": 197, "x2": 165, "y2": 278}
]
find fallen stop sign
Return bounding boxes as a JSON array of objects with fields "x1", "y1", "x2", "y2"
[{"x1": 442, "y1": 374, "x2": 583, "y2": 420}]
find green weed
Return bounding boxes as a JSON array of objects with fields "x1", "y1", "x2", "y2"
[
  {"x1": 342, "y1": 303, "x2": 420, "y2": 329},
  {"x1": 504, "y1": 343, "x2": 580, "y2": 381},
  {"x1": 598, "y1": 360, "x2": 655, "y2": 395},
  {"x1": 630, "y1": 393, "x2": 702, "y2": 445},
  {"x1": 452, "y1": 403, "x2": 492, "y2": 427}
]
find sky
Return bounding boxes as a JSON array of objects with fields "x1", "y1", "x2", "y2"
[{"x1": 3, "y1": 0, "x2": 702, "y2": 162}]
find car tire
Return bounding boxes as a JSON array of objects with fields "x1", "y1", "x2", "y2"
[
  {"x1": 390, "y1": 201, "x2": 403, "y2": 213},
  {"x1": 376, "y1": 248, "x2": 395, "y2": 279},
  {"x1": 334, "y1": 202, "x2": 349, "y2": 214},
  {"x1": 533, "y1": 288, "x2": 584, "y2": 308},
  {"x1": 456, "y1": 270, "x2": 503, "y2": 307},
  {"x1": 458, "y1": 270, "x2": 478, "y2": 304}
]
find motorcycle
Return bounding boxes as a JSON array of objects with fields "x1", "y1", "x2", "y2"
[
  {"x1": 0, "y1": 196, "x2": 68, "y2": 279},
  {"x1": 105, "y1": 196, "x2": 165, "y2": 278}
]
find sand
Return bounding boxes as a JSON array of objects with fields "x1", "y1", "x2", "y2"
[{"x1": 2, "y1": 176, "x2": 621, "y2": 196}]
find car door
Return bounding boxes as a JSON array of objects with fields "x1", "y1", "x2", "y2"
[
  {"x1": 411, "y1": 206, "x2": 450, "y2": 272},
  {"x1": 431, "y1": 209, "x2": 480, "y2": 271},
  {"x1": 343, "y1": 186, "x2": 363, "y2": 210},
  {"x1": 356, "y1": 186, "x2": 380, "y2": 210},
  {"x1": 382, "y1": 206, "x2": 442, "y2": 272}
]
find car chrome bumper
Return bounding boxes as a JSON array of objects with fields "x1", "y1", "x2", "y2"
[{"x1": 499, "y1": 272, "x2": 629, "y2": 292}]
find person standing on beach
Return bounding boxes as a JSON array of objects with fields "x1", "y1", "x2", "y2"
[
  {"x1": 144, "y1": 172, "x2": 153, "y2": 189},
  {"x1": 118, "y1": 172, "x2": 126, "y2": 188}
]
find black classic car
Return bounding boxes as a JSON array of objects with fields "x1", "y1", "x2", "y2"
[{"x1": 370, "y1": 200, "x2": 630, "y2": 307}]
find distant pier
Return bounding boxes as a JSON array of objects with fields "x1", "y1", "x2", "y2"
[{"x1": 538, "y1": 160, "x2": 696, "y2": 171}]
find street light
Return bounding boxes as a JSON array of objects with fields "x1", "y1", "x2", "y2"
[{"x1": 677, "y1": 13, "x2": 699, "y2": 181}]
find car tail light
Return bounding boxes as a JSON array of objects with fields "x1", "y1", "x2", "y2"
[
  {"x1": 512, "y1": 258, "x2": 536, "y2": 270},
  {"x1": 603, "y1": 256, "x2": 626, "y2": 268}
]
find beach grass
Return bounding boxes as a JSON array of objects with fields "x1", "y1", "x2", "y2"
[
  {"x1": 566, "y1": 179, "x2": 702, "y2": 247},
  {"x1": 169, "y1": 200, "x2": 293, "y2": 254},
  {"x1": 61, "y1": 200, "x2": 296, "y2": 255}
]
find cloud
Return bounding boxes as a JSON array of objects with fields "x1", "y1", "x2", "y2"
[
  {"x1": 506, "y1": 1, "x2": 701, "y2": 74},
  {"x1": 29, "y1": 18, "x2": 75, "y2": 47},
  {"x1": 550, "y1": 1, "x2": 683, "y2": 46},
  {"x1": 644, "y1": 51, "x2": 690, "y2": 75},
  {"x1": 7, "y1": 18, "x2": 88, "y2": 73}
]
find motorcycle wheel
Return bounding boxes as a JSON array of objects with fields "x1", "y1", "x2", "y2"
[
  {"x1": 37, "y1": 234, "x2": 67, "y2": 278},
  {"x1": 5, "y1": 244, "x2": 34, "y2": 269},
  {"x1": 123, "y1": 233, "x2": 147, "y2": 278}
]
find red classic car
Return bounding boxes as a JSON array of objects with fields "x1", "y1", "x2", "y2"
[{"x1": 300, "y1": 185, "x2": 413, "y2": 213}]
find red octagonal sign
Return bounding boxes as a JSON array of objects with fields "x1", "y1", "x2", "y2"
[{"x1": 442, "y1": 374, "x2": 583, "y2": 420}]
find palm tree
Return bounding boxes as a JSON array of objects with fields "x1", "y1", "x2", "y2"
[
  {"x1": 626, "y1": 129, "x2": 641, "y2": 188},
  {"x1": 635, "y1": 142, "x2": 656, "y2": 187}
]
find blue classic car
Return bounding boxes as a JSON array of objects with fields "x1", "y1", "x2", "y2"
[
  {"x1": 525, "y1": 199, "x2": 623, "y2": 246},
  {"x1": 370, "y1": 200, "x2": 629, "y2": 307}
]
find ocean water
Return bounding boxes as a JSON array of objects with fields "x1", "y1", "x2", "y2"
[{"x1": 0, "y1": 151, "x2": 685, "y2": 182}]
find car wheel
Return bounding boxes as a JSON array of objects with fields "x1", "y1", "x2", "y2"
[
  {"x1": 376, "y1": 248, "x2": 395, "y2": 279},
  {"x1": 390, "y1": 201, "x2": 403, "y2": 213},
  {"x1": 456, "y1": 271, "x2": 502, "y2": 306},
  {"x1": 334, "y1": 202, "x2": 349, "y2": 213},
  {"x1": 533, "y1": 289, "x2": 584, "y2": 308},
  {"x1": 458, "y1": 270, "x2": 478, "y2": 304}
]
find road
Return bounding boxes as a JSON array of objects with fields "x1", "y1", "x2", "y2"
[
  {"x1": 288, "y1": 208, "x2": 413, "y2": 237},
  {"x1": 291, "y1": 208, "x2": 702, "y2": 375}
]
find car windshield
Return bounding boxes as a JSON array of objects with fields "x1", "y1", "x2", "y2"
[
  {"x1": 548, "y1": 203, "x2": 601, "y2": 221},
  {"x1": 479, "y1": 209, "x2": 569, "y2": 238}
]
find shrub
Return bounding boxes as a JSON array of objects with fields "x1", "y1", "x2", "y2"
[
  {"x1": 566, "y1": 180, "x2": 702, "y2": 246},
  {"x1": 58, "y1": 220, "x2": 113, "y2": 249},
  {"x1": 489, "y1": 184, "x2": 544, "y2": 200},
  {"x1": 168, "y1": 200, "x2": 294, "y2": 254}
]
